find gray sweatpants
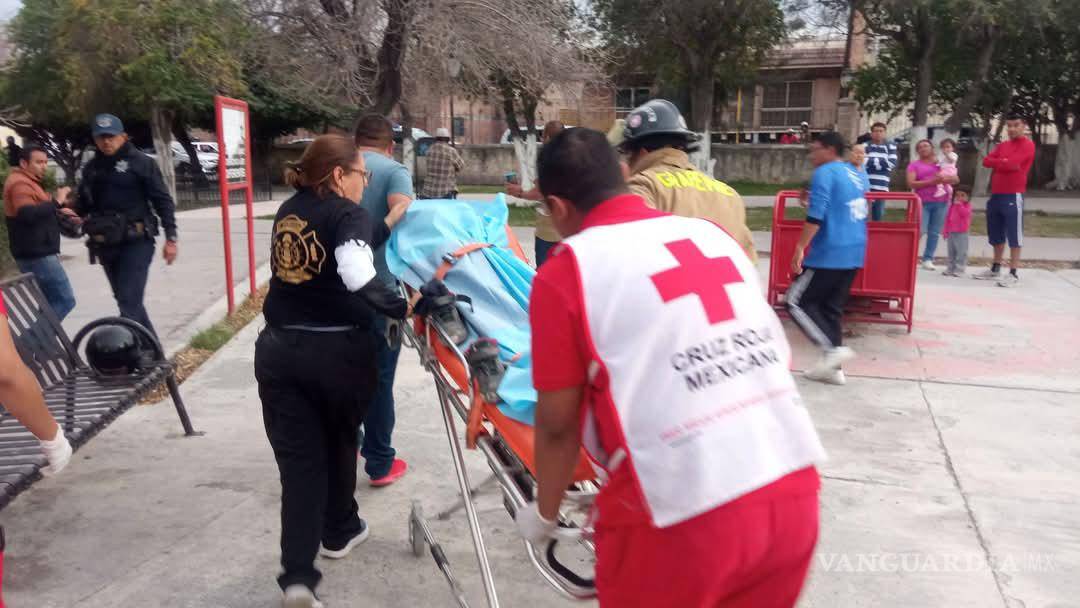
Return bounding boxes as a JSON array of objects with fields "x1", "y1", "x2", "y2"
[{"x1": 946, "y1": 231, "x2": 969, "y2": 273}]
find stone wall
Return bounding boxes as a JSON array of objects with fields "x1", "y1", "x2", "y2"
[
  {"x1": 415, "y1": 143, "x2": 819, "y2": 186},
  {"x1": 415, "y1": 144, "x2": 518, "y2": 185},
  {"x1": 268, "y1": 141, "x2": 1060, "y2": 188},
  {"x1": 710, "y1": 144, "x2": 814, "y2": 185}
]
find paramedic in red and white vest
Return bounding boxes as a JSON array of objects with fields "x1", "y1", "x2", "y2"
[{"x1": 515, "y1": 127, "x2": 826, "y2": 607}]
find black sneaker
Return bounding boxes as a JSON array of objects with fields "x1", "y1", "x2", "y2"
[
  {"x1": 319, "y1": 520, "x2": 370, "y2": 559},
  {"x1": 415, "y1": 279, "x2": 469, "y2": 345},
  {"x1": 465, "y1": 338, "x2": 505, "y2": 403}
]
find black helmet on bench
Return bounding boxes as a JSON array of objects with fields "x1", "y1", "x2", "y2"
[{"x1": 86, "y1": 325, "x2": 140, "y2": 375}]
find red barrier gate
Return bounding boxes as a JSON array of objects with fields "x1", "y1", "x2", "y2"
[{"x1": 767, "y1": 190, "x2": 922, "y2": 333}]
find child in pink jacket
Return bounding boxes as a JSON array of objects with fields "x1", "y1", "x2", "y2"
[{"x1": 943, "y1": 185, "x2": 973, "y2": 276}]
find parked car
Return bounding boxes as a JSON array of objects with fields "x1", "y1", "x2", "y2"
[
  {"x1": 392, "y1": 126, "x2": 433, "y2": 142},
  {"x1": 892, "y1": 125, "x2": 978, "y2": 150},
  {"x1": 499, "y1": 125, "x2": 574, "y2": 144},
  {"x1": 388, "y1": 126, "x2": 435, "y2": 156},
  {"x1": 142, "y1": 141, "x2": 218, "y2": 176}
]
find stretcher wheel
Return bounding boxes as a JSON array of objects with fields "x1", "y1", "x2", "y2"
[{"x1": 409, "y1": 501, "x2": 426, "y2": 558}]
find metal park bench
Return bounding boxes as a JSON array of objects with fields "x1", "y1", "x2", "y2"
[{"x1": 0, "y1": 273, "x2": 198, "y2": 510}]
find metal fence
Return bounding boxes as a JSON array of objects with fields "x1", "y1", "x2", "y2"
[{"x1": 173, "y1": 170, "x2": 274, "y2": 211}]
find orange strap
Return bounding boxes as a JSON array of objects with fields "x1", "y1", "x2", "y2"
[
  {"x1": 465, "y1": 379, "x2": 487, "y2": 449},
  {"x1": 434, "y1": 243, "x2": 492, "y2": 282}
]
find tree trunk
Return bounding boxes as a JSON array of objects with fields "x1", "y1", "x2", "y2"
[
  {"x1": 171, "y1": 121, "x2": 208, "y2": 187},
  {"x1": 512, "y1": 136, "x2": 539, "y2": 192},
  {"x1": 399, "y1": 102, "x2": 416, "y2": 179},
  {"x1": 150, "y1": 106, "x2": 177, "y2": 203},
  {"x1": 1048, "y1": 133, "x2": 1080, "y2": 190},
  {"x1": 972, "y1": 137, "x2": 993, "y2": 196},
  {"x1": 370, "y1": 0, "x2": 413, "y2": 116},
  {"x1": 943, "y1": 27, "x2": 998, "y2": 135},
  {"x1": 503, "y1": 90, "x2": 540, "y2": 191},
  {"x1": 910, "y1": 22, "x2": 936, "y2": 159},
  {"x1": 686, "y1": 62, "x2": 715, "y2": 174}
]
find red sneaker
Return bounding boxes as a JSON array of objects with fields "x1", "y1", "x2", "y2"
[{"x1": 369, "y1": 458, "x2": 408, "y2": 487}]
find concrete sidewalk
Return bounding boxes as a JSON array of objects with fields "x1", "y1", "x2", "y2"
[
  {"x1": 3, "y1": 251, "x2": 1078, "y2": 607},
  {"x1": 56, "y1": 209, "x2": 274, "y2": 357},
  {"x1": 741, "y1": 194, "x2": 1080, "y2": 213},
  {"x1": 51, "y1": 192, "x2": 1072, "y2": 361}
]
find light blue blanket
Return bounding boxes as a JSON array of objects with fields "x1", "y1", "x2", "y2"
[{"x1": 385, "y1": 195, "x2": 538, "y2": 425}]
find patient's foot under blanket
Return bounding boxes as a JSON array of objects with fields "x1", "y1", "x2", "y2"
[{"x1": 386, "y1": 195, "x2": 538, "y2": 424}]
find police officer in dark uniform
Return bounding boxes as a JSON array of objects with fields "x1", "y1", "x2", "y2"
[
  {"x1": 75, "y1": 114, "x2": 178, "y2": 338},
  {"x1": 255, "y1": 134, "x2": 408, "y2": 608}
]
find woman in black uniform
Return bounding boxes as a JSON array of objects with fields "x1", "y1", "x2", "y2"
[{"x1": 255, "y1": 134, "x2": 408, "y2": 608}]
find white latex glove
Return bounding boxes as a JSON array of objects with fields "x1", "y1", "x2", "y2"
[
  {"x1": 515, "y1": 502, "x2": 558, "y2": 545},
  {"x1": 40, "y1": 426, "x2": 73, "y2": 477}
]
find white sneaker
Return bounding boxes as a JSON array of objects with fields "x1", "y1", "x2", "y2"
[
  {"x1": 996, "y1": 274, "x2": 1019, "y2": 288},
  {"x1": 805, "y1": 367, "x2": 846, "y2": 385},
  {"x1": 282, "y1": 585, "x2": 324, "y2": 608},
  {"x1": 974, "y1": 268, "x2": 1001, "y2": 280},
  {"x1": 821, "y1": 346, "x2": 856, "y2": 370},
  {"x1": 920, "y1": 260, "x2": 936, "y2": 270}
]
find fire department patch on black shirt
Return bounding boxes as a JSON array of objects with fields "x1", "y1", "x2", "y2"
[{"x1": 263, "y1": 188, "x2": 404, "y2": 328}]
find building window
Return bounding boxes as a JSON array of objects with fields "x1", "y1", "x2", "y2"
[
  {"x1": 760, "y1": 81, "x2": 813, "y2": 127},
  {"x1": 452, "y1": 116, "x2": 465, "y2": 137},
  {"x1": 615, "y1": 87, "x2": 651, "y2": 116}
]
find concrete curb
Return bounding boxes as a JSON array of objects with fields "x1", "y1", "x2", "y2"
[{"x1": 163, "y1": 261, "x2": 272, "y2": 359}]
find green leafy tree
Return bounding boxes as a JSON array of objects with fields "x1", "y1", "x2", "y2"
[
  {"x1": 0, "y1": 0, "x2": 94, "y2": 182},
  {"x1": 592, "y1": 0, "x2": 789, "y2": 136},
  {"x1": 2, "y1": 0, "x2": 250, "y2": 197}
]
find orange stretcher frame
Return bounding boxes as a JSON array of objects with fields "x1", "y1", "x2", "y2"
[
  {"x1": 403, "y1": 223, "x2": 597, "y2": 608},
  {"x1": 409, "y1": 316, "x2": 595, "y2": 483},
  {"x1": 767, "y1": 190, "x2": 922, "y2": 333}
]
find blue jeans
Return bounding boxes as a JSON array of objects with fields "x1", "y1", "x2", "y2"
[
  {"x1": 359, "y1": 313, "x2": 401, "y2": 478},
  {"x1": 534, "y1": 237, "x2": 556, "y2": 267},
  {"x1": 920, "y1": 201, "x2": 948, "y2": 261},
  {"x1": 871, "y1": 199, "x2": 887, "y2": 222},
  {"x1": 98, "y1": 238, "x2": 157, "y2": 337},
  {"x1": 16, "y1": 255, "x2": 76, "y2": 320}
]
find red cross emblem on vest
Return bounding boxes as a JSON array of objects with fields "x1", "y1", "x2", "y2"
[{"x1": 650, "y1": 239, "x2": 745, "y2": 325}]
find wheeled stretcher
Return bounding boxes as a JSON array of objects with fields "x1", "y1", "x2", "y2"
[{"x1": 388, "y1": 197, "x2": 598, "y2": 607}]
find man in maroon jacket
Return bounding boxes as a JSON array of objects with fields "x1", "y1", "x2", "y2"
[{"x1": 977, "y1": 113, "x2": 1035, "y2": 287}]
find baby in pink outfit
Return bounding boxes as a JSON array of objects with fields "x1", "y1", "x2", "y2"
[{"x1": 934, "y1": 139, "x2": 958, "y2": 200}]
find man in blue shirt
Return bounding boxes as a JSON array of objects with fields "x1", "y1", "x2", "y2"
[
  {"x1": 864, "y1": 122, "x2": 897, "y2": 221},
  {"x1": 354, "y1": 115, "x2": 413, "y2": 486},
  {"x1": 788, "y1": 131, "x2": 868, "y2": 385}
]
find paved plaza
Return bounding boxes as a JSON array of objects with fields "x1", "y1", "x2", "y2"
[{"x1": 3, "y1": 232, "x2": 1078, "y2": 606}]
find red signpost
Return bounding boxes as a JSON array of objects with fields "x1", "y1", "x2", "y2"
[{"x1": 214, "y1": 95, "x2": 256, "y2": 315}]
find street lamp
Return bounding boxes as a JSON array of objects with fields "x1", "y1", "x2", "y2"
[{"x1": 447, "y1": 57, "x2": 462, "y2": 146}]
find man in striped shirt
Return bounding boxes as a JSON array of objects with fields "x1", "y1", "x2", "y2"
[{"x1": 864, "y1": 122, "x2": 897, "y2": 220}]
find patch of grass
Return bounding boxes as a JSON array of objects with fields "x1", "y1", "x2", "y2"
[
  {"x1": 969, "y1": 210, "x2": 1080, "y2": 238},
  {"x1": 458, "y1": 184, "x2": 508, "y2": 194},
  {"x1": 141, "y1": 286, "x2": 268, "y2": 404},
  {"x1": 727, "y1": 181, "x2": 805, "y2": 196},
  {"x1": 256, "y1": 214, "x2": 276, "y2": 221},
  {"x1": 747, "y1": 206, "x2": 1080, "y2": 237},
  {"x1": 0, "y1": 220, "x2": 14, "y2": 278},
  {"x1": 746, "y1": 207, "x2": 779, "y2": 231},
  {"x1": 507, "y1": 205, "x2": 538, "y2": 227},
  {"x1": 190, "y1": 325, "x2": 234, "y2": 351}
]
